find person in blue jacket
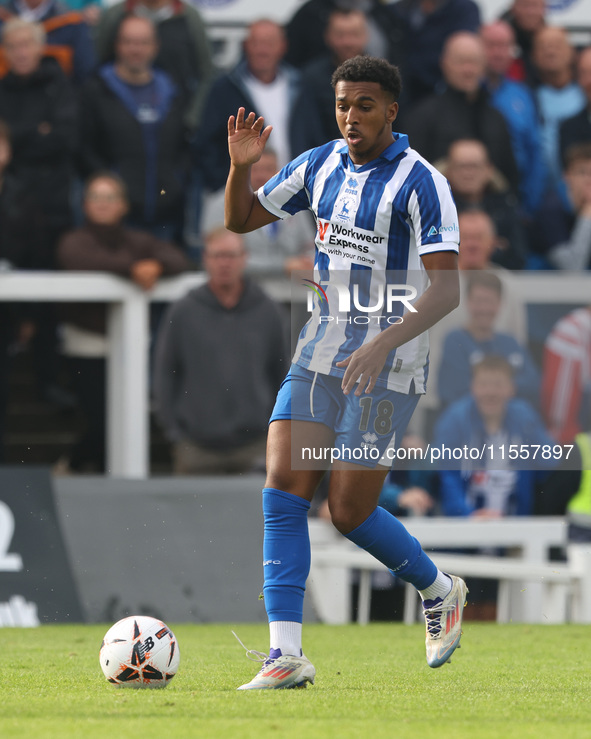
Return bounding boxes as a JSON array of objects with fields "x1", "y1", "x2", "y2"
[
  {"x1": 437, "y1": 270, "x2": 540, "y2": 409},
  {"x1": 195, "y1": 18, "x2": 301, "y2": 194},
  {"x1": 481, "y1": 20, "x2": 547, "y2": 216},
  {"x1": 433, "y1": 355, "x2": 556, "y2": 517}
]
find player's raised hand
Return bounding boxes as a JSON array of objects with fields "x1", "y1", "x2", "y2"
[{"x1": 228, "y1": 107, "x2": 273, "y2": 167}]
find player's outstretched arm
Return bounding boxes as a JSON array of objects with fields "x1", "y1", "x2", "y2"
[
  {"x1": 225, "y1": 107, "x2": 279, "y2": 234},
  {"x1": 338, "y1": 251, "x2": 460, "y2": 396}
]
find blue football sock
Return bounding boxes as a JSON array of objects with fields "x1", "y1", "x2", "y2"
[
  {"x1": 345, "y1": 506, "x2": 437, "y2": 590},
  {"x1": 262, "y1": 488, "x2": 311, "y2": 623}
]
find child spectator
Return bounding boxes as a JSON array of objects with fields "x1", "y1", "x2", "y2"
[{"x1": 433, "y1": 355, "x2": 555, "y2": 517}]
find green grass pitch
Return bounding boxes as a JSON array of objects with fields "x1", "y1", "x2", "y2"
[{"x1": 1, "y1": 622, "x2": 588, "y2": 739}]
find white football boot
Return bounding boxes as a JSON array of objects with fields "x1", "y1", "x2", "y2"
[
  {"x1": 233, "y1": 633, "x2": 315, "y2": 690},
  {"x1": 423, "y1": 574, "x2": 468, "y2": 668}
]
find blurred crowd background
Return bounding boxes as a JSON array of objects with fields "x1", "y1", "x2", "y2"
[{"x1": 0, "y1": 0, "x2": 590, "y2": 538}]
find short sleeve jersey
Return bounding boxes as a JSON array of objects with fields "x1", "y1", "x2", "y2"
[{"x1": 257, "y1": 133, "x2": 459, "y2": 394}]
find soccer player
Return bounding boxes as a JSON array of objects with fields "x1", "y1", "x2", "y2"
[{"x1": 225, "y1": 56, "x2": 467, "y2": 690}]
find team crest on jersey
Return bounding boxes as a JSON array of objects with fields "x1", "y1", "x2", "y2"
[{"x1": 335, "y1": 193, "x2": 358, "y2": 222}]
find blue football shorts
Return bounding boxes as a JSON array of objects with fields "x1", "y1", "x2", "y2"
[{"x1": 269, "y1": 364, "x2": 421, "y2": 468}]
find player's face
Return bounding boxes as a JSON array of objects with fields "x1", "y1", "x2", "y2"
[{"x1": 334, "y1": 81, "x2": 398, "y2": 166}]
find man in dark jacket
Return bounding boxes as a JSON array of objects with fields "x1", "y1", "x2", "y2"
[
  {"x1": 153, "y1": 227, "x2": 288, "y2": 475},
  {"x1": 291, "y1": 7, "x2": 369, "y2": 155},
  {"x1": 0, "y1": 18, "x2": 77, "y2": 404},
  {"x1": 0, "y1": 18, "x2": 77, "y2": 268},
  {"x1": 95, "y1": 0, "x2": 213, "y2": 130},
  {"x1": 391, "y1": 0, "x2": 481, "y2": 106},
  {"x1": 401, "y1": 31, "x2": 519, "y2": 193},
  {"x1": 284, "y1": 0, "x2": 406, "y2": 71},
  {"x1": 195, "y1": 19, "x2": 301, "y2": 194},
  {"x1": 79, "y1": 15, "x2": 189, "y2": 243}
]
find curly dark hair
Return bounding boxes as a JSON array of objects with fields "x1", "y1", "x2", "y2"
[{"x1": 331, "y1": 55, "x2": 402, "y2": 102}]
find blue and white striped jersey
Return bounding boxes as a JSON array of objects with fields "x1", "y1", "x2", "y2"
[{"x1": 258, "y1": 133, "x2": 459, "y2": 393}]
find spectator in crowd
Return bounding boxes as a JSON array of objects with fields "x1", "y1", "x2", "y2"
[
  {"x1": 0, "y1": 19, "x2": 76, "y2": 268},
  {"x1": 481, "y1": 20, "x2": 546, "y2": 215},
  {"x1": 531, "y1": 26, "x2": 585, "y2": 194},
  {"x1": 542, "y1": 304, "x2": 591, "y2": 445},
  {"x1": 500, "y1": 0, "x2": 546, "y2": 85},
  {"x1": 433, "y1": 355, "x2": 555, "y2": 518},
  {"x1": 443, "y1": 139, "x2": 528, "y2": 269},
  {"x1": 0, "y1": 0, "x2": 96, "y2": 85},
  {"x1": 437, "y1": 271, "x2": 540, "y2": 410},
  {"x1": 79, "y1": 15, "x2": 190, "y2": 244},
  {"x1": 0, "y1": 19, "x2": 77, "y2": 404},
  {"x1": 560, "y1": 47, "x2": 591, "y2": 163},
  {"x1": 196, "y1": 19, "x2": 301, "y2": 194},
  {"x1": 0, "y1": 118, "x2": 43, "y2": 457},
  {"x1": 417, "y1": 208, "x2": 527, "y2": 425},
  {"x1": 402, "y1": 32, "x2": 519, "y2": 192},
  {"x1": 95, "y1": 0, "x2": 213, "y2": 130},
  {"x1": 456, "y1": 210, "x2": 527, "y2": 338},
  {"x1": 530, "y1": 143, "x2": 591, "y2": 271},
  {"x1": 55, "y1": 171, "x2": 189, "y2": 473},
  {"x1": 153, "y1": 227, "x2": 288, "y2": 475},
  {"x1": 0, "y1": 118, "x2": 44, "y2": 272},
  {"x1": 291, "y1": 7, "x2": 369, "y2": 154},
  {"x1": 284, "y1": 0, "x2": 406, "y2": 71},
  {"x1": 391, "y1": 0, "x2": 480, "y2": 106},
  {"x1": 200, "y1": 148, "x2": 314, "y2": 275},
  {"x1": 433, "y1": 353, "x2": 555, "y2": 619}
]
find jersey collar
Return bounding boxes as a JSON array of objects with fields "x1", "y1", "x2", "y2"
[{"x1": 338, "y1": 132, "x2": 410, "y2": 169}]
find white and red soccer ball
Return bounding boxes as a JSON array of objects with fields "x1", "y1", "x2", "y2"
[{"x1": 99, "y1": 615, "x2": 180, "y2": 688}]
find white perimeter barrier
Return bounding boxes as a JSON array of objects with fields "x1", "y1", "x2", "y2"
[{"x1": 1, "y1": 271, "x2": 590, "y2": 477}]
